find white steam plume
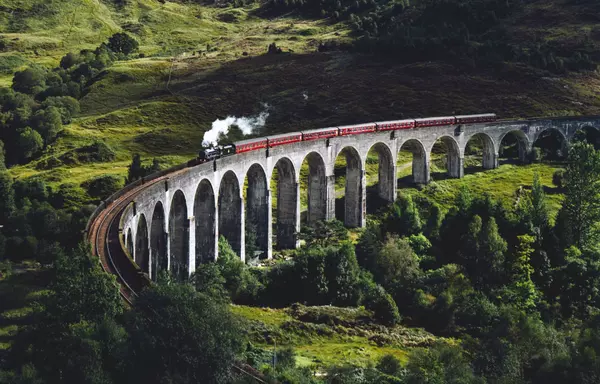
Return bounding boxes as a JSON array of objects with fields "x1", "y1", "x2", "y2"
[{"x1": 202, "y1": 104, "x2": 270, "y2": 147}]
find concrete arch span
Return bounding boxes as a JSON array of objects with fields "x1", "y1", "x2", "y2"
[
  {"x1": 533, "y1": 127, "x2": 568, "y2": 159},
  {"x1": 399, "y1": 139, "x2": 429, "y2": 184},
  {"x1": 302, "y1": 152, "x2": 328, "y2": 224},
  {"x1": 219, "y1": 170, "x2": 243, "y2": 258},
  {"x1": 272, "y1": 157, "x2": 299, "y2": 249},
  {"x1": 194, "y1": 179, "x2": 216, "y2": 265},
  {"x1": 135, "y1": 214, "x2": 149, "y2": 274},
  {"x1": 150, "y1": 201, "x2": 167, "y2": 281},
  {"x1": 499, "y1": 130, "x2": 530, "y2": 163},
  {"x1": 367, "y1": 142, "x2": 396, "y2": 202},
  {"x1": 336, "y1": 146, "x2": 364, "y2": 228},
  {"x1": 169, "y1": 190, "x2": 189, "y2": 281},
  {"x1": 465, "y1": 133, "x2": 497, "y2": 169},
  {"x1": 431, "y1": 135, "x2": 462, "y2": 178},
  {"x1": 245, "y1": 163, "x2": 269, "y2": 258}
]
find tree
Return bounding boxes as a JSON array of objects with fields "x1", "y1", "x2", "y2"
[
  {"x1": 107, "y1": 32, "x2": 139, "y2": 55},
  {"x1": 0, "y1": 171, "x2": 15, "y2": 224},
  {"x1": 191, "y1": 262, "x2": 229, "y2": 301},
  {"x1": 383, "y1": 195, "x2": 422, "y2": 236},
  {"x1": 31, "y1": 106, "x2": 63, "y2": 144},
  {"x1": 60, "y1": 52, "x2": 79, "y2": 69},
  {"x1": 558, "y1": 142, "x2": 600, "y2": 248},
  {"x1": 83, "y1": 174, "x2": 124, "y2": 200},
  {"x1": 42, "y1": 96, "x2": 80, "y2": 124},
  {"x1": 12, "y1": 67, "x2": 46, "y2": 95},
  {"x1": 362, "y1": 283, "x2": 401, "y2": 326},
  {"x1": 126, "y1": 281, "x2": 243, "y2": 383},
  {"x1": 215, "y1": 236, "x2": 263, "y2": 303},
  {"x1": 501, "y1": 235, "x2": 539, "y2": 312},
  {"x1": 530, "y1": 173, "x2": 549, "y2": 233},
  {"x1": 373, "y1": 235, "x2": 420, "y2": 287},
  {"x1": 0, "y1": 140, "x2": 6, "y2": 170},
  {"x1": 127, "y1": 153, "x2": 143, "y2": 182},
  {"x1": 47, "y1": 243, "x2": 122, "y2": 324},
  {"x1": 324, "y1": 242, "x2": 361, "y2": 306},
  {"x1": 377, "y1": 354, "x2": 402, "y2": 377},
  {"x1": 299, "y1": 219, "x2": 349, "y2": 248},
  {"x1": 405, "y1": 342, "x2": 482, "y2": 384},
  {"x1": 17, "y1": 127, "x2": 43, "y2": 162},
  {"x1": 458, "y1": 215, "x2": 507, "y2": 292},
  {"x1": 356, "y1": 220, "x2": 383, "y2": 271}
]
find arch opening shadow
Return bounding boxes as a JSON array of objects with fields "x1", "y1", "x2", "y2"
[
  {"x1": 398, "y1": 139, "x2": 429, "y2": 186},
  {"x1": 334, "y1": 147, "x2": 363, "y2": 228},
  {"x1": 194, "y1": 179, "x2": 216, "y2": 265},
  {"x1": 499, "y1": 130, "x2": 530, "y2": 164},
  {"x1": 135, "y1": 215, "x2": 149, "y2": 274},
  {"x1": 126, "y1": 229, "x2": 133, "y2": 259},
  {"x1": 219, "y1": 171, "x2": 242, "y2": 257},
  {"x1": 300, "y1": 152, "x2": 327, "y2": 225},
  {"x1": 465, "y1": 133, "x2": 496, "y2": 172},
  {"x1": 150, "y1": 202, "x2": 167, "y2": 281},
  {"x1": 430, "y1": 136, "x2": 462, "y2": 180},
  {"x1": 245, "y1": 164, "x2": 269, "y2": 259},
  {"x1": 533, "y1": 128, "x2": 567, "y2": 161},
  {"x1": 366, "y1": 143, "x2": 394, "y2": 213},
  {"x1": 271, "y1": 158, "x2": 298, "y2": 249},
  {"x1": 169, "y1": 190, "x2": 189, "y2": 281}
]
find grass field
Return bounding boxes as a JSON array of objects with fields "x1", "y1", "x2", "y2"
[{"x1": 231, "y1": 304, "x2": 442, "y2": 368}]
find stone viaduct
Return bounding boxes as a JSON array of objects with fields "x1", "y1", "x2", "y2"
[{"x1": 119, "y1": 115, "x2": 600, "y2": 281}]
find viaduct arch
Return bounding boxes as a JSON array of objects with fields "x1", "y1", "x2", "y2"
[{"x1": 113, "y1": 115, "x2": 600, "y2": 281}]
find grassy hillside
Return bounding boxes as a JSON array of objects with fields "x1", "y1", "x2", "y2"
[{"x1": 1, "y1": 0, "x2": 599, "y2": 189}]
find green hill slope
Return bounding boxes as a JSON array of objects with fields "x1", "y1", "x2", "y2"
[{"x1": 1, "y1": 0, "x2": 599, "y2": 189}]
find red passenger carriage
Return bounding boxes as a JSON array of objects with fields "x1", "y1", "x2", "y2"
[
  {"x1": 455, "y1": 113, "x2": 497, "y2": 124},
  {"x1": 267, "y1": 132, "x2": 303, "y2": 147},
  {"x1": 235, "y1": 137, "x2": 268, "y2": 153},
  {"x1": 338, "y1": 123, "x2": 377, "y2": 136},
  {"x1": 375, "y1": 119, "x2": 416, "y2": 131},
  {"x1": 301, "y1": 127, "x2": 339, "y2": 141}
]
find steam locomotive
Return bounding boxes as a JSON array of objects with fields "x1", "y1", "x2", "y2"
[{"x1": 198, "y1": 113, "x2": 496, "y2": 162}]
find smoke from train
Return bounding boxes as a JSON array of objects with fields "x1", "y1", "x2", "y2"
[{"x1": 202, "y1": 104, "x2": 270, "y2": 147}]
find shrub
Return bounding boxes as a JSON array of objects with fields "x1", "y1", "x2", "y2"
[
  {"x1": 552, "y1": 169, "x2": 565, "y2": 189},
  {"x1": 529, "y1": 147, "x2": 542, "y2": 162},
  {"x1": 59, "y1": 141, "x2": 116, "y2": 164},
  {"x1": 362, "y1": 283, "x2": 401, "y2": 326},
  {"x1": 82, "y1": 175, "x2": 124, "y2": 200},
  {"x1": 107, "y1": 32, "x2": 139, "y2": 56},
  {"x1": 377, "y1": 354, "x2": 403, "y2": 377}
]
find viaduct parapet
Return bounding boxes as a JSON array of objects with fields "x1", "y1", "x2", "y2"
[{"x1": 112, "y1": 115, "x2": 600, "y2": 282}]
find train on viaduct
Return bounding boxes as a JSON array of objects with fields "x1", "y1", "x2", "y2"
[{"x1": 86, "y1": 114, "x2": 600, "y2": 300}]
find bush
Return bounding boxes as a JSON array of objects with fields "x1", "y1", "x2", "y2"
[
  {"x1": 362, "y1": 283, "x2": 401, "y2": 326},
  {"x1": 377, "y1": 354, "x2": 403, "y2": 377},
  {"x1": 529, "y1": 147, "x2": 543, "y2": 162},
  {"x1": 82, "y1": 175, "x2": 124, "y2": 200},
  {"x1": 552, "y1": 169, "x2": 565, "y2": 189},
  {"x1": 17, "y1": 127, "x2": 43, "y2": 162},
  {"x1": 59, "y1": 141, "x2": 116, "y2": 164},
  {"x1": 107, "y1": 32, "x2": 139, "y2": 56}
]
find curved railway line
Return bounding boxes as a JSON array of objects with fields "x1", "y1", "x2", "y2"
[{"x1": 86, "y1": 168, "x2": 187, "y2": 304}]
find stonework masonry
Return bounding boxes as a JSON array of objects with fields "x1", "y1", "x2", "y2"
[{"x1": 120, "y1": 115, "x2": 600, "y2": 280}]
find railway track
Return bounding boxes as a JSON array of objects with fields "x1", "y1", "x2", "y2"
[{"x1": 86, "y1": 173, "x2": 178, "y2": 305}]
